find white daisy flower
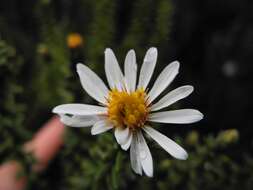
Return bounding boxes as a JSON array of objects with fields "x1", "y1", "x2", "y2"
[{"x1": 52, "y1": 47, "x2": 203, "y2": 177}]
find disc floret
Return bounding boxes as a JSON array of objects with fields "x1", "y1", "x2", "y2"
[{"x1": 107, "y1": 88, "x2": 149, "y2": 130}]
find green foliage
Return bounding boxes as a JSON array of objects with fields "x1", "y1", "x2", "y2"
[
  {"x1": 48, "y1": 128, "x2": 252, "y2": 190},
  {"x1": 31, "y1": 25, "x2": 72, "y2": 109},
  {"x1": 0, "y1": 40, "x2": 29, "y2": 160},
  {"x1": 154, "y1": 131, "x2": 249, "y2": 190},
  {"x1": 0, "y1": 1, "x2": 252, "y2": 190},
  {"x1": 59, "y1": 131, "x2": 131, "y2": 190}
]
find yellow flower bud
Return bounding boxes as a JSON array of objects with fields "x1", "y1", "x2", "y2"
[
  {"x1": 186, "y1": 130, "x2": 199, "y2": 145},
  {"x1": 67, "y1": 33, "x2": 83, "y2": 49},
  {"x1": 217, "y1": 129, "x2": 239, "y2": 144}
]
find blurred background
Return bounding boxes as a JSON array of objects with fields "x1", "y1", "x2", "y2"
[{"x1": 0, "y1": 0, "x2": 253, "y2": 189}]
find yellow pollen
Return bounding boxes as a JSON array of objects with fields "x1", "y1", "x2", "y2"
[{"x1": 107, "y1": 89, "x2": 149, "y2": 130}]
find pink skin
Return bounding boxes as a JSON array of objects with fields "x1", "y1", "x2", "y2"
[{"x1": 0, "y1": 116, "x2": 65, "y2": 190}]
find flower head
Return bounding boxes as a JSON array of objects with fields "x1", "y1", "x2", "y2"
[
  {"x1": 107, "y1": 88, "x2": 149, "y2": 129},
  {"x1": 53, "y1": 47, "x2": 203, "y2": 177},
  {"x1": 67, "y1": 33, "x2": 83, "y2": 49}
]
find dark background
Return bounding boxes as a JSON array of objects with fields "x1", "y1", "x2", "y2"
[{"x1": 0, "y1": 0, "x2": 252, "y2": 189}]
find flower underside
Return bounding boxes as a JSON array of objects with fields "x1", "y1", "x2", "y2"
[{"x1": 107, "y1": 88, "x2": 149, "y2": 130}]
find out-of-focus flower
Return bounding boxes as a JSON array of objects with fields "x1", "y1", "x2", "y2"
[
  {"x1": 37, "y1": 44, "x2": 48, "y2": 55},
  {"x1": 67, "y1": 33, "x2": 83, "y2": 49},
  {"x1": 222, "y1": 60, "x2": 238, "y2": 78},
  {"x1": 53, "y1": 47, "x2": 203, "y2": 177},
  {"x1": 186, "y1": 130, "x2": 199, "y2": 145},
  {"x1": 217, "y1": 129, "x2": 239, "y2": 144}
]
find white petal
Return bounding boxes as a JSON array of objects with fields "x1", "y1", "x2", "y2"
[
  {"x1": 149, "y1": 109, "x2": 203, "y2": 124},
  {"x1": 91, "y1": 120, "x2": 113, "y2": 135},
  {"x1": 59, "y1": 114, "x2": 98, "y2": 127},
  {"x1": 137, "y1": 47, "x2": 157, "y2": 90},
  {"x1": 143, "y1": 126, "x2": 188, "y2": 160},
  {"x1": 148, "y1": 61, "x2": 179, "y2": 103},
  {"x1": 121, "y1": 132, "x2": 133, "y2": 151},
  {"x1": 52, "y1": 104, "x2": 107, "y2": 115},
  {"x1": 130, "y1": 133, "x2": 142, "y2": 175},
  {"x1": 151, "y1": 85, "x2": 194, "y2": 111},
  {"x1": 124, "y1": 50, "x2": 137, "y2": 92},
  {"x1": 114, "y1": 127, "x2": 129, "y2": 145},
  {"x1": 76, "y1": 63, "x2": 109, "y2": 104},
  {"x1": 104, "y1": 48, "x2": 124, "y2": 90},
  {"x1": 137, "y1": 131, "x2": 153, "y2": 177}
]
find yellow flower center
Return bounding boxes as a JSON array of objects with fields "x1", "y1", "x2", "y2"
[{"x1": 107, "y1": 88, "x2": 149, "y2": 130}]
